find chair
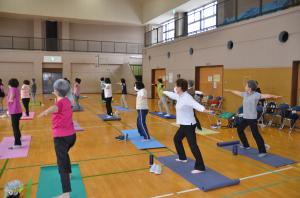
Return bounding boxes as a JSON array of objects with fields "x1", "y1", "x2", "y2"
[
  {"x1": 263, "y1": 101, "x2": 278, "y2": 126},
  {"x1": 281, "y1": 106, "x2": 300, "y2": 133},
  {"x1": 276, "y1": 103, "x2": 291, "y2": 129}
]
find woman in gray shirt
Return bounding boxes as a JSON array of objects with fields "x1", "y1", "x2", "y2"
[{"x1": 225, "y1": 80, "x2": 281, "y2": 157}]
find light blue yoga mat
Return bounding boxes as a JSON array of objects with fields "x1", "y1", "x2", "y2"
[
  {"x1": 36, "y1": 164, "x2": 87, "y2": 198},
  {"x1": 121, "y1": 129, "x2": 165, "y2": 149},
  {"x1": 113, "y1": 106, "x2": 133, "y2": 112}
]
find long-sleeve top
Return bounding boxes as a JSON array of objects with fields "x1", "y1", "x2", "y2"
[
  {"x1": 21, "y1": 84, "x2": 31, "y2": 99},
  {"x1": 163, "y1": 91, "x2": 205, "y2": 125}
]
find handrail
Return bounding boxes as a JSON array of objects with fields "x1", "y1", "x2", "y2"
[{"x1": 0, "y1": 35, "x2": 143, "y2": 54}]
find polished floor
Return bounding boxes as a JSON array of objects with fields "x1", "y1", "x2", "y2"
[{"x1": 0, "y1": 94, "x2": 300, "y2": 198}]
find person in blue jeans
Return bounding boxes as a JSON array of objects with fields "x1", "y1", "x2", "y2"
[
  {"x1": 135, "y1": 81, "x2": 150, "y2": 141},
  {"x1": 225, "y1": 80, "x2": 281, "y2": 157}
]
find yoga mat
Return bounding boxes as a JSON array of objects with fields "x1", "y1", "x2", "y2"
[
  {"x1": 36, "y1": 164, "x2": 87, "y2": 198},
  {"x1": 113, "y1": 106, "x2": 133, "y2": 112},
  {"x1": 150, "y1": 112, "x2": 176, "y2": 119},
  {"x1": 157, "y1": 155, "x2": 240, "y2": 191},
  {"x1": 217, "y1": 141, "x2": 240, "y2": 147},
  {"x1": 29, "y1": 101, "x2": 41, "y2": 106},
  {"x1": 171, "y1": 123, "x2": 219, "y2": 136},
  {"x1": 219, "y1": 141, "x2": 296, "y2": 167},
  {"x1": 0, "y1": 135, "x2": 31, "y2": 159},
  {"x1": 73, "y1": 121, "x2": 84, "y2": 132},
  {"x1": 121, "y1": 129, "x2": 165, "y2": 150},
  {"x1": 20, "y1": 112, "x2": 35, "y2": 120},
  {"x1": 97, "y1": 114, "x2": 121, "y2": 121}
]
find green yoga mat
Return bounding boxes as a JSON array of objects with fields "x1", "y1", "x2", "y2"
[
  {"x1": 29, "y1": 101, "x2": 41, "y2": 106},
  {"x1": 36, "y1": 164, "x2": 87, "y2": 198},
  {"x1": 171, "y1": 123, "x2": 219, "y2": 136}
]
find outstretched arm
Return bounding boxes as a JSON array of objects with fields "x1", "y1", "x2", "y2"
[
  {"x1": 38, "y1": 105, "x2": 58, "y2": 118},
  {"x1": 261, "y1": 94, "x2": 282, "y2": 99},
  {"x1": 163, "y1": 91, "x2": 178, "y2": 100},
  {"x1": 224, "y1": 89, "x2": 243, "y2": 97}
]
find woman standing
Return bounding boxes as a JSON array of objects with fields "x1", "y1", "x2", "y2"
[
  {"x1": 163, "y1": 79, "x2": 211, "y2": 174},
  {"x1": 120, "y1": 78, "x2": 128, "y2": 108},
  {"x1": 21, "y1": 80, "x2": 31, "y2": 117},
  {"x1": 73, "y1": 78, "x2": 81, "y2": 110},
  {"x1": 31, "y1": 78, "x2": 37, "y2": 103},
  {"x1": 7, "y1": 79, "x2": 23, "y2": 149},
  {"x1": 0, "y1": 79, "x2": 5, "y2": 111},
  {"x1": 225, "y1": 80, "x2": 281, "y2": 157},
  {"x1": 135, "y1": 81, "x2": 150, "y2": 141},
  {"x1": 104, "y1": 78, "x2": 113, "y2": 116}
]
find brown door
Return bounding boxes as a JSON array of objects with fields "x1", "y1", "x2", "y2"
[
  {"x1": 291, "y1": 61, "x2": 300, "y2": 106},
  {"x1": 195, "y1": 66, "x2": 223, "y2": 97},
  {"x1": 151, "y1": 68, "x2": 166, "y2": 99}
]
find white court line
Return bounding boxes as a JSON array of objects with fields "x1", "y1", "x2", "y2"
[
  {"x1": 240, "y1": 166, "x2": 293, "y2": 180},
  {"x1": 151, "y1": 193, "x2": 174, "y2": 198},
  {"x1": 150, "y1": 166, "x2": 294, "y2": 198}
]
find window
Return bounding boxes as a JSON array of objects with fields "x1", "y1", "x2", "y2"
[
  {"x1": 188, "y1": 1, "x2": 217, "y2": 35},
  {"x1": 162, "y1": 19, "x2": 175, "y2": 42}
]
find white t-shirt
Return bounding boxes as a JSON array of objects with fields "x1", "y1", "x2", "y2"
[
  {"x1": 163, "y1": 91, "x2": 205, "y2": 125},
  {"x1": 104, "y1": 84, "x2": 112, "y2": 98},
  {"x1": 136, "y1": 88, "x2": 148, "y2": 110}
]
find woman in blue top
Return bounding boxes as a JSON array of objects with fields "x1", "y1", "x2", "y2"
[{"x1": 225, "y1": 80, "x2": 281, "y2": 157}]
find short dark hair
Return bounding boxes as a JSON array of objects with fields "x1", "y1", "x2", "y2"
[
  {"x1": 0, "y1": 79, "x2": 2, "y2": 85},
  {"x1": 135, "y1": 81, "x2": 144, "y2": 90},
  {"x1": 8, "y1": 78, "x2": 19, "y2": 88},
  {"x1": 100, "y1": 77, "x2": 104, "y2": 81},
  {"x1": 75, "y1": 78, "x2": 81, "y2": 84},
  {"x1": 105, "y1": 78, "x2": 111, "y2": 84},
  {"x1": 23, "y1": 80, "x2": 30, "y2": 85},
  {"x1": 176, "y1": 79, "x2": 188, "y2": 92},
  {"x1": 157, "y1": 78, "x2": 163, "y2": 83},
  {"x1": 247, "y1": 80, "x2": 258, "y2": 91},
  {"x1": 121, "y1": 78, "x2": 126, "y2": 83}
]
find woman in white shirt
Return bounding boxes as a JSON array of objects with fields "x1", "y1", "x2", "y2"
[
  {"x1": 163, "y1": 79, "x2": 211, "y2": 174},
  {"x1": 135, "y1": 81, "x2": 150, "y2": 141},
  {"x1": 104, "y1": 78, "x2": 113, "y2": 116},
  {"x1": 21, "y1": 80, "x2": 31, "y2": 116}
]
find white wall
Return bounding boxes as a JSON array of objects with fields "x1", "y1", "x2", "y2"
[
  {"x1": 0, "y1": 50, "x2": 142, "y2": 94},
  {"x1": 143, "y1": 6, "x2": 300, "y2": 95},
  {"x1": 69, "y1": 23, "x2": 144, "y2": 43}
]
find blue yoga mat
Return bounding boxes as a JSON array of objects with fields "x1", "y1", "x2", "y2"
[
  {"x1": 121, "y1": 129, "x2": 165, "y2": 150},
  {"x1": 219, "y1": 141, "x2": 296, "y2": 167},
  {"x1": 113, "y1": 106, "x2": 133, "y2": 112},
  {"x1": 97, "y1": 114, "x2": 121, "y2": 121},
  {"x1": 36, "y1": 164, "x2": 87, "y2": 198},
  {"x1": 150, "y1": 112, "x2": 176, "y2": 119},
  {"x1": 157, "y1": 155, "x2": 239, "y2": 191}
]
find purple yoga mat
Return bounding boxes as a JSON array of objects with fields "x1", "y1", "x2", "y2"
[
  {"x1": 73, "y1": 121, "x2": 84, "y2": 132},
  {"x1": 20, "y1": 112, "x2": 35, "y2": 120},
  {"x1": 0, "y1": 135, "x2": 31, "y2": 159}
]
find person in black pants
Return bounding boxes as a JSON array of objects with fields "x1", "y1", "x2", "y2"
[
  {"x1": 100, "y1": 77, "x2": 105, "y2": 101},
  {"x1": 225, "y1": 80, "x2": 281, "y2": 157},
  {"x1": 7, "y1": 78, "x2": 23, "y2": 149},
  {"x1": 21, "y1": 80, "x2": 31, "y2": 116},
  {"x1": 163, "y1": 79, "x2": 212, "y2": 174},
  {"x1": 104, "y1": 78, "x2": 113, "y2": 116}
]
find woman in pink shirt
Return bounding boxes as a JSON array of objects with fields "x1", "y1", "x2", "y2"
[
  {"x1": 73, "y1": 78, "x2": 81, "y2": 111},
  {"x1": 39, "y1": 79, "x2": 76, "y2": 198},
  {"x1": 21, "y1": 80, "x2": 31, "y2": 116},
  {"x1": 0, "y1": 78, "x2": 5, "y2": 112},
  {"x1": 7, "y1": 78, "x2": 23, "y2": 149}
]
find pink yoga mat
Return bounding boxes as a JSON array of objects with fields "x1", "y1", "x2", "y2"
[
  {"x1": 0, "y1": 135, "x2": 31, "y2": 159},
  {"x1": 20, "y1": 112, "x2": 35, "y2": 120},
  {"x1": 73, "y1": 121, "x2": 84, "y2": 132}
]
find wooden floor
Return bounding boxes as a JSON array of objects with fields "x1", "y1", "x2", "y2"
[{"x1": 1, "y1": 94, "x2": 300, "y2": 198}]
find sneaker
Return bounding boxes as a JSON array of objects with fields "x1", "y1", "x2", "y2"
[
  {"x1": 164, "y1": 114, "x2": 171, "y2": 117},
  {"x1": 240, "y1": 145, "x2": 251, "y2": 150},
  {"x1": 175, "y1": 158, "x2": 188, "y2": 163},
  {"x1": 115, "y1": 135, "x2": 124, "y2": 139},
  {"x1": 150, "y1": 164, "x2": 157, "y2": 173},
  {"x1": 8, "y1": 145, "x2": 22, "y2": 150},
  {"x1": 54, "y1": 192, "x2": 70, "y2": 198},
  {"x1": 106, "y1": 115, "x2": 113, "y2": 119},
  {"x1": 154, "y1": 165, "x2": 162, "y2": 175},
  {"x1": 158, "y1": 112, "x2": 163, "y2": 115},
  {"x1": 191, "y1": 169, "x2": 205, "y2": 174},
  {"x1": 258, "y1": 153, "x2": 268, "y2": 158},
  {"x1": 265, "y1": 144, "x2": 271, "y2": 151},
  {"x1": 141, "y1": 138, "x2": 150, "y2": 142}
]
